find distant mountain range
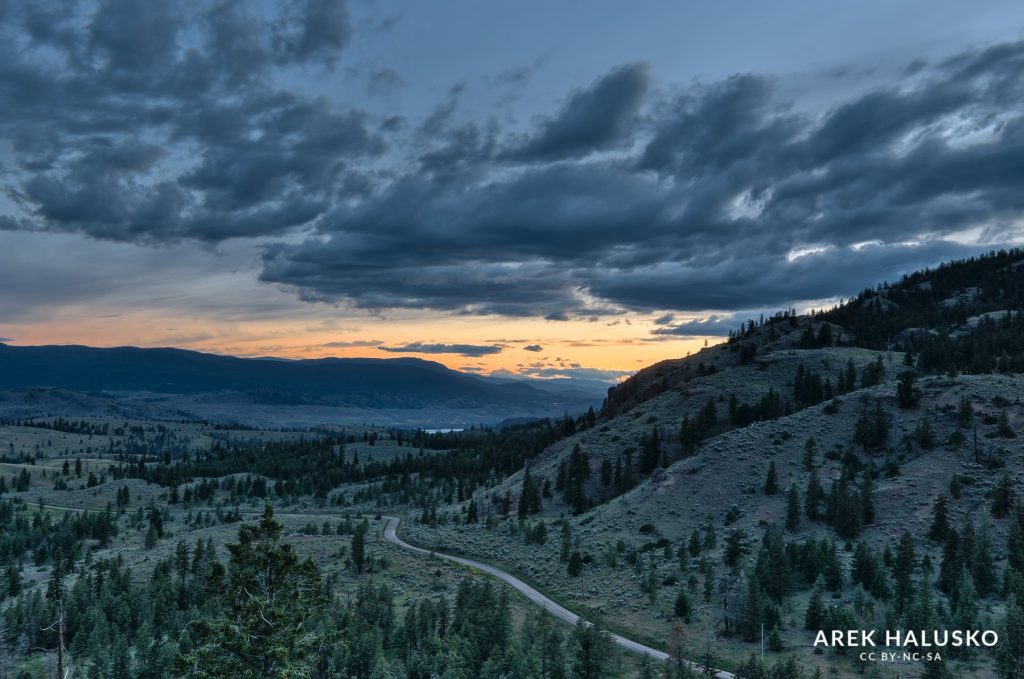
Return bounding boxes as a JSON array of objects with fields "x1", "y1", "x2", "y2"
[{"x1": 0, "y1": 344, "x2": 607, "y2": 426}]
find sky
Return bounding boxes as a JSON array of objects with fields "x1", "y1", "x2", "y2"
[{"x1": 2, "y1": 1, "x2": 1024, "y2": 383}]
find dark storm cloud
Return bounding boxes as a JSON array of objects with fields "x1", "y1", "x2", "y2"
[
  {"x1": 417, "y1": 120, "x2": 498, "y2": 176},
  {"x1": 652, "y1": 316, "x2": 736, "y2": 337},
  {"x1": 4, "y1": 8, "x2": 1024, "y2": 320},
  {"x1": 0, "y1": 0, "x2": 377, "y2": 243},
  {"x1": 263, "y1": 39, "x2": 1024, "y2": 317},
  {"x1": 259, "y1": 161, "x2": 669, "y2": 317},
  {"x1": 523, "y1": 345, "x2": 543, "y2": 352},
  {"x1": 597, "y1": 241, "x2": 976, "y2": 312},
  {"x1": 636, "y1": 73, "x2": 795, "y2": 175},
  {"x1": 503, "y1": 62, "x2": 650, "y2": 161},
  {"x1": 377, "y1": 342, "x2": 504, "y2": 357}
]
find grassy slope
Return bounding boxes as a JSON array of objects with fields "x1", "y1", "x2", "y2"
[{"x1": 404, "y1": 341, "x2": 1022, "y2": 677}]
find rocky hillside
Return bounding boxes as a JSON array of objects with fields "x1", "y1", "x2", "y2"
[
  {"x1": 519, "y1": 248, "x2": 1024, "y2": 520},
  {"x1": 405, "y1": 250, "x2": 1024, "y2": 678}
]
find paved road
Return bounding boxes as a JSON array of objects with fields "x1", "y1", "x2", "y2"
[{"x1": 383, "y1": 516, "x2": 734, "y2": 678}]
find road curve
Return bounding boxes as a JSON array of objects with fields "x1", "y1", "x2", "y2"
[{"x1": 382, "y1": 516, "x2": 734, "y2": 678}]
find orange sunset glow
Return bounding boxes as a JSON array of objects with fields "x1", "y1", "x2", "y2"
[{"x1": 1, "y1": 302, "x2": 715, "y2": 379}]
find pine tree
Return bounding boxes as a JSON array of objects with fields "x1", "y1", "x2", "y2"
[
  {"x1": 538, "y1": 612, "x2": 567, "y2": 679},
  {"x1": 816, "y1": 322, "x2": 833, "y2": 347},
  {"x1": 567, "y1": 550, "x2": 583, "y2": 577},
  {"x1": 111, "y1": 636, "x2": 131, "y2": 679},
  {"x1": 896, "y1": 370, "x2": 920, "y2": 409},
  {"x1": 518, "y1": 466, "x2": 541, "y2": 518},
  {"x1": 703, "y1": 522, "x2": 717, "y2": 550},
  {"x1": 950, "y1": 474, "x2": 963, "y2": 499},
  {"x1": 738, "y1": 577, "x2": 770, "y2": 641},
  {"x1": 786, "y1": 484, "x2": 801, "y2": 532},
  {"x1": 915, "y1": 412, "x2": 936, "y2": 449},
  {"x1": 563, "y1": 444, "x2": 592, "y2": 515},
  {"x1": 823, "y1": 539, "x2": 844, "y2": 591},
  {"x1": 687, "y1": 529, "x2": 701, "y2": 558},
  {"x1": 999, "y1": 595, "x2": 1024, "y2": 679},
  {"x1": 645, "y1": 564, "x2": 658, "y2": 605},
  {"x1": 893, "y1": 531, "x2": 916, "y2": 614},
  {"x1": 851, "y1": 542, "x2": 876, "y2": 590},
  {"x1": 621, "y1": 450, "x2": 635, "y2": 491},
  {"x1": 764, "y1": 461, "x2": 779, "y2": 495},
  {"x1": 756, "y1": 525, "x2": 792, "y2": 601},
  {"x1": 999, "y1": 409, "x2": 1017, "y2": 438},
  {"x1": 804, "y1": 469, "x2": 823, "y2": 521},
  {"x1": 3, "y1": 564, "x2": 19, "y2": 597},
  {"x1": 845, "y1": 359, "x2": 857, "y2": 394},
  {"x1": 561, "y1": 521, "x2": 573, "y2": 562},
  {"x1": 175, "y1": 505, "x2": 331, "y2": 678},
  {"x1": 957, "y1": 396, "x2": 974, "y2": 428},
  {"x1": 638, "y1": 430, "x2": 661, "y2": 474},
  {"x1": 994, "y1": 475, "x2": 1017, "y2": 519},
  {"x1": 673, "y1": 589, "x2": 691, "y2": 622},
  {"x1": 974, "y1": 521, "x2": 997, "y2": 597},
  {"x1": 854, "y1": 398, "x2": 890, "y2": 449},
  {"x1": 928, "y1": 496, "x2": 950, "y2": 542},
  {"x1": 946, "y1": 523, "x2": 974, "y2": 595},
  {"x1": 738, "y1": 653, "x2": 766, "y2": 679},
  {"x1": 953, "y1": 568, "x2": 979, "y2": 631},
  {"x1": 351, "y1": 520, "x2": 367, "y2": 573},
  {"x1": 570, "y1": 620, "x2": 611, "y2": 679},
  {"x1": 637, "y1": 655, "x2": 656, "y2": 679},
  {"x1": 860, "y1": 473, "x2": 875, "y2": 525},
  {"x1": 802, "y1": 437, "x2": 817, "y2": 471},
  {"x1": 144, "y1": 526, "x2": 158, "y2": 550},
  {"x1": 519, "y1": 469, "x2": 532, "y2": 519},
  {"x1": 46, "y1": 558, "x2": 64, "y2": 603},
  {"x1": 723, "y1": 529, "x2": 747, "y2": 569}
]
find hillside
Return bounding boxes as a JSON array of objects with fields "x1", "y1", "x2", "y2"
[
  {"x1": 597, "y1": 249, "x2": 1024, "y2": 421},
  {"x1": 0, "y1": 344, "x2": 603, "y2": 426},
  {"x1": 400, "y1": 250, "x2": 1024, "y2": 678}
]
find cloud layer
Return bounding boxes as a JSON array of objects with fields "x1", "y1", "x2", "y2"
[
  {"x1": 1, "y1": 0, "x2": 377, "y2": 244},
  {"x1": 3, "y1": 3, "x2": 1024, "y2": 320},
  {"x1": 377, "y1": 342, "x2": 504, "y2": 357},
  {"x1": 261, "y1": 42, "x2": 1024, "y2": 317}
]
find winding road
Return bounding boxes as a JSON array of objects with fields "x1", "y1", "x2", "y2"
[{"x1": 382, "y1": 516, "x2": 734, "y2": 678}]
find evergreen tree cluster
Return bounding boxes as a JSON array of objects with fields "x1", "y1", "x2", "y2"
[
  {"x1": 556, "y1": 444, "x2": 592, "y2": 515},
  {"x1": 5, "y1": 506, "x2": 622, "y2": 679},
  {"x1": 679, "y1": 398, "x2": 718, "y2": 458},
  {"x1": 823, "y1": 249, "x2": 1024, "y2": 376}
]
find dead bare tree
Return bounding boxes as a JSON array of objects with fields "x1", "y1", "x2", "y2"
[{"x1": 41, "y1": 600, "x2": 71, "y2": 679}]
